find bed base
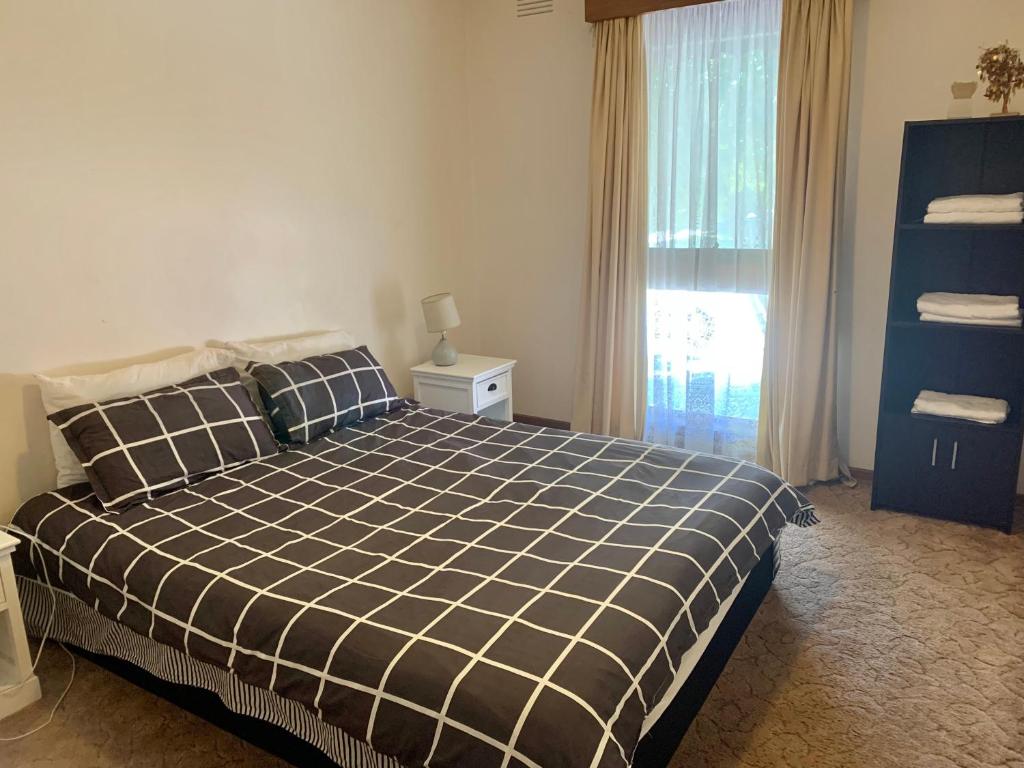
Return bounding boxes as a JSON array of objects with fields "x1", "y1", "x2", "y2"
[
  {"x1": 69, "y1": 541, "x2": 779, "y2": 768},
  {"x1": 632, "y1": 539, "x2": 779, "y2": 766}
]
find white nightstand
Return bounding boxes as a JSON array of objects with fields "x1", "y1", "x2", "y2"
[
  {"x1": 411, "y1": 355, "x2": 516, "y2": 421},
  {"x1": 0, "y1": 531, "x2": 41, "y2": 720}
]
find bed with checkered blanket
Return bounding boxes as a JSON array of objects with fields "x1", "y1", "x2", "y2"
[{"x1": 10, "y1": 404, "x2": 814, "y2": 768}]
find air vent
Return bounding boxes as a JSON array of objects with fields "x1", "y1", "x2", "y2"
[{"x1": 516, "y1": 0, "x2": 554, "y2": 18}]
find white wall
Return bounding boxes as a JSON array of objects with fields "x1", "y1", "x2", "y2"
[
  {"x1": 0, "y1": 0, "x2": 477, "y2": 521},
  {"x1": 838, "y1": 0, "x2": 1024, "y2": 482},
  {"x1": 4, "y1": 0, "x2": 1021, "y2": 522},
  {"x1": 462, "y1": 0, "x2": 593, "y2": 423}
]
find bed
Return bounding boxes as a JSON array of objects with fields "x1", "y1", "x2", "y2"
[{"x1": 10, "y1": 402, "x2": 814, "y2": 768}]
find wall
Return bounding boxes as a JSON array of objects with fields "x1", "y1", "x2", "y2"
[
  {"x1": 463, "y1": 0, "x2": 1024, "y2": 479},
  {"x1": 462, "y1": 0, "x2": 593, "y2": 424},
  {"x1": 0, "y1": 0, "x2": 477, "y2": 521},
  {"x1": 838, "y1": 0, "x2": 1024, "y2": 486},
  {"x1": 4, "y1": 0, "x2": 1020, "y2": 523}
]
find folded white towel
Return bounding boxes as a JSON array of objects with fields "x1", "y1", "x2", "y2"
[
  {"x1": 927, "y1": 192, "x2": 1023, "y2": 214},
  {"x1": 912, "y1": 390, "x2": 1009, "y2": 425},
  {"x1": 920, "y1": 312, "x2": 1023, "y2": 327},
  {"x1": 923, "y1": 211, "x2": 1024, "y2": 224},
  {"x1": 917, "y1": 292, "x2": 1021, "y2": 320}
]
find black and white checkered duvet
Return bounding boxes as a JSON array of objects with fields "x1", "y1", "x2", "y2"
[{"x1": 11, "y1": 404, "x2": 815, "y2": 768}]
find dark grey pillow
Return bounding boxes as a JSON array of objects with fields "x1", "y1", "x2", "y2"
[
  {"x1": 49, "y1": 367, "x2": 278, "y2": 511},
  {"x1": 248, "y1": 346, "x2": 400, "y2": 444}
]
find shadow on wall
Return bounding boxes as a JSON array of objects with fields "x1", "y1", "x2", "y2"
[
  {"x1": 203, "y1": 329, "x2": 337, "y2": 347},
  {"x1": 0, "y1": 311, "x2": 442, "y2": 526},
  {"x1": 372, "y1": 275, "x2": 461, "y2": 395},
  {"x1": 0, "y1": 346, "x2": 192, "y2": 525},
  {"x1": 373, "y1": 276, "x2": 412, "y2": 366}
]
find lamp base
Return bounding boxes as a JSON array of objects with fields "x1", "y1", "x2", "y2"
[{"x1": 432, "y1": 336, "x2": 458, "y2": 366}]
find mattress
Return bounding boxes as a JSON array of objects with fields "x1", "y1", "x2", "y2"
[{"x1": 10, "y1": 404, "x2": 814, "y2": 768}]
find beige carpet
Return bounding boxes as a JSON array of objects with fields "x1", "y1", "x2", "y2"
[{"x1": 2, "y1": 482, "x2": 1022, "y2": 768}]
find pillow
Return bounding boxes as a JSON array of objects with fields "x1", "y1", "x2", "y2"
[
  {"x1": 249, "y1": 346, "x2": 400, "y2": 445},
  {"x1": 36, "y1": 347, "x2": 237, "y2": 488},
  {"x1": 49, "y1": 367, "x2": 278, "y2": 511},
  {"x1": 208, "y1": 330, "x2": 356, "y2": 425},
  {"x1": 208, "y1": 329, "x2": 355, "y2": 366}
]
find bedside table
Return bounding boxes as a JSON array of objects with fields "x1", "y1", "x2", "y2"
[
  {"x1": 0, "y1": 531, "x2": 41, "y2": 720},
  {"x1": 411, "y1": 355, "x2": 516, "y2": 421}
]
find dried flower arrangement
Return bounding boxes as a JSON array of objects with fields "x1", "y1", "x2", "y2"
[{"x1": 977, "y1": 42, "x2": 1024, "y2": 115}]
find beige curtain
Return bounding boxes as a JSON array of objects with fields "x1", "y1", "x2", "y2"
[
  {"x1": 757, "y1": 0, "x2": 852, "y2": 485},
  {"x1": 571, "y1": 17, "x2": 648, "y2": 440}
]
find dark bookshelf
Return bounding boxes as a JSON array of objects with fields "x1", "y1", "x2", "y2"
[{"x1": 871, "y1": 116, "x2": 1024, "y2": 533}]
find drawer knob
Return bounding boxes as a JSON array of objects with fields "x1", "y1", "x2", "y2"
[{"x1": 487, "y1": 382, "x2": 498, "y2": 392}]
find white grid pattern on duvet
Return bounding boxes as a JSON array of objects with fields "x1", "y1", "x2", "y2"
[{"x1": 14, "y1": 405, "x2": 809, "y2": 768}]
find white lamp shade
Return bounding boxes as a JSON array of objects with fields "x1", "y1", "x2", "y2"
[{"x1": 421, "y1": 292, "x2": 461, "y2": 333}]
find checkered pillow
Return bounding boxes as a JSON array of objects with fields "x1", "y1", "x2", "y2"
[
  {"x1": 248, "y1": 345, "x2": 400, "y2": 445},
  {"x1": 49, "y1": 367, "x2": 278, "y2": 511}
]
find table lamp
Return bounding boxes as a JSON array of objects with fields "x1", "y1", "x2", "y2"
[{"x1": 421, "y1": 292, "x2": 460, "y2": 366}]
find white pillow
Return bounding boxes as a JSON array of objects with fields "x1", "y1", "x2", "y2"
[
  {"x1": 36, "y1": 346, "x2": 237, "y2": 488},
  {"x1": 209, "y1": 329, "x2": 355, "y2": 365}
]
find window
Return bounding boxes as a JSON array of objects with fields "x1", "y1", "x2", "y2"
[{"x1": 644, "y1": 0, "x2": 781, "y2": 460}]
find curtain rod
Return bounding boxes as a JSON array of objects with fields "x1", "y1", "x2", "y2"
[{"x1": 585, "y1": 0, "x2": 722, "y2": 23}]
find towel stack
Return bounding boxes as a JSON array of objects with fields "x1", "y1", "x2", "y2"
[
  {"x1": 912, "y1": 390, "x2": 1009, "y2": 425},
  {"x1": 917, "y1": 292, "x2": 1022, "y2": 327},
  {"x1": 923, "y1": 193, "x2": 1024, "y2": 224}
]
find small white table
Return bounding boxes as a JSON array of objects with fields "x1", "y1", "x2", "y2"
[
  {"x1": 411, "y1": 355, "x2": 516, "y2": 421},
  {"x1": 0, "y1": 531, "x2": 41, "y2": 720}
]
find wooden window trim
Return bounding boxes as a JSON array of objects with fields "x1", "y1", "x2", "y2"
[{"x1": 585, "y1": 0, "x2": 720, "y2": 23}]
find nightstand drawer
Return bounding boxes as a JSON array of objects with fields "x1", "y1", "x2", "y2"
[{"x1": 476, "y1": 371, "x2": 510, "y2": 408}]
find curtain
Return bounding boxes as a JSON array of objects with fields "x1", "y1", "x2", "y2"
[
  {"x1": 757, "y1": 0, "x2": 852, "y2": 485},
  {"x1": 571, "y1": 17, "x2": 649, "y2": 440},
  {"x1": 644, "y1": 0, "x2": 781, "y2": 459}
]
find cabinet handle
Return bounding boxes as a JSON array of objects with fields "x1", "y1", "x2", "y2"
[
  {"x1": 951, "y1": 440, "x2": 958, "y2": 470},
  {"x1": 931, "y1": 438, "x2": 937, "y2": 467},
  {"x1": 487, "y1": 382, "x2": 498, "y2": 392}
]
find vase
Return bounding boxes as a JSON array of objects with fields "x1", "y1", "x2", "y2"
[{"x1": 947, "y1": 81, "x2": 976, "y2": 118}]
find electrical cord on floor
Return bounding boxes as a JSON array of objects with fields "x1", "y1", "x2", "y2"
[
  {"x1": 0, "y1": 645, "x2": 76, "y2": 742},
  {"x1": 0, "y1": 530, "x2": 76, "y2": 742}
]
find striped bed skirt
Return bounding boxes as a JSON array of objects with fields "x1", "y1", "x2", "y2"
[{"x1": 19, "y1": 576, "x2": 403, "y2": 768}]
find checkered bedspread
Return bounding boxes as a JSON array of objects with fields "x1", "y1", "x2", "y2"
[{"x1": 11, "y1": 404, "x2": 814, "y2": 768}]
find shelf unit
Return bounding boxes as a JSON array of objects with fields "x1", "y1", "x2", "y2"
[
  {"x1": 871, "y1": 116, "x2": 1024, "y2": 533},
  {"x1": 900, "y1": 223, "x2": 1024, "y2": 232}
]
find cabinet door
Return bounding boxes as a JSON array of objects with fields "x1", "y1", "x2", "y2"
[
  {"x1": 874, "y1": 414, "x2": 1019, "y2": 531},
  {"x1": 934, "y1": 428, "x2": 1019, "y2": 530},
  {"x1": 873, "y1": 415, "x2": 949, "y2": 513}
]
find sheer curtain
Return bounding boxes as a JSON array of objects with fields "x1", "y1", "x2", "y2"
[{"x1": 643, "y1": 0, "x2": 781, "y2": 460}]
